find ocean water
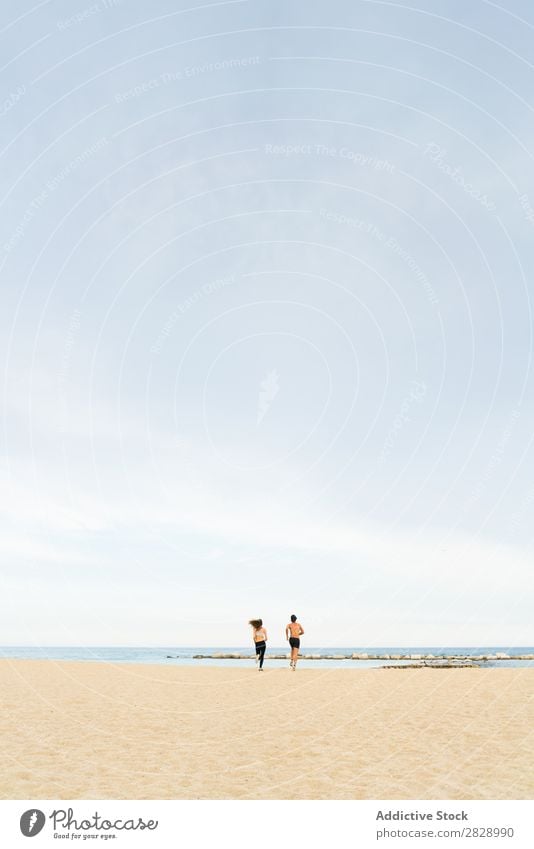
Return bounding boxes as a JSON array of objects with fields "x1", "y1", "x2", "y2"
[{"x1": 1, "y1": 646, "x2": 532, "y2": 668}]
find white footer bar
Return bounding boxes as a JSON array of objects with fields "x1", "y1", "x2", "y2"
[{"x1": 1, "y1": 800, "x2": 532, "y2": 848}]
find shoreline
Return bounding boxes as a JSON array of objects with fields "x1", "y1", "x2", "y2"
[
  {"x1": 3, "y1": 646, "x2": 533, "y2": 666},
  {"x1": 4, "y1": 655, "x2": 533, "y2": 670}
]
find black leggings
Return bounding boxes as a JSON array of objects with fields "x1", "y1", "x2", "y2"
[{"x1": 255, "y1": 641, "x2": 266, "y2": 668}]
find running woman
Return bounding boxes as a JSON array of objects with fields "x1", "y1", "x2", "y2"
[
  {"x1": 249, "y1": 619, "x2": 267, "y2": 671},
  {"x1": 285, "y1": 614, "x2": 304, "y2": 670}
]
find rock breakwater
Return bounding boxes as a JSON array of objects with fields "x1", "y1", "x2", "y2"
[{"x1": 167, "y1": 652, "x2": 534, "y2": 662}]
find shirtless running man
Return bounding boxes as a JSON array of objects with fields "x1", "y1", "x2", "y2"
[{"x1": 285, "y1": 614, "x2": 304, "y2": 671}]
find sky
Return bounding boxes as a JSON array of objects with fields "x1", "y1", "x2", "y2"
[{"x1": 1, "y1": 0, "x2": 533, "y2": 647}]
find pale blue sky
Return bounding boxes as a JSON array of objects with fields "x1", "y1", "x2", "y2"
[{"x1": 1, "y1": 0, "x2": 533, "y2": 646}]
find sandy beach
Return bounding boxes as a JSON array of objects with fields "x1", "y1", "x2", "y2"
[{"x1": 2, "y1": 660, "x2": 532, "y2": 799}]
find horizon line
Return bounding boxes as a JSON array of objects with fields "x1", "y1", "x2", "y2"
[{"x1": 2, "y1": 644, "x2": 532, "y2": 650}]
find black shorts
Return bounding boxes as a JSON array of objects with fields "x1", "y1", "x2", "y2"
[{"x1": 289, "y1": 637, "x2": 300, "y2": 649}]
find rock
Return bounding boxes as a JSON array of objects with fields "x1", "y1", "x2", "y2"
[
  {"x1": 351, "y1": 653, "x2": 368, "y2": 659},
  {"x1": 410, "y1": 654, "x2": 422, "y2": 660},
  {"x1": 389, "y1": 654, "x2": 401, "y2": 659},
  {"x1": 495, "y1": 653, "x2": 510, "y2": 659}
]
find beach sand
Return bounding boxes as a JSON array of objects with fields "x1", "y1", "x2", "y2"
[{"x1": 1, "y1": 661, "x2": 532, "y2": 799}]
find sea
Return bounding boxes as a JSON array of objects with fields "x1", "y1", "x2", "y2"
[{"x1": 1, "y1": 646, "x2": 532, "y2": 668}]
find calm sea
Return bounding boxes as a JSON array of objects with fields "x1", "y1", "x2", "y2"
[{"x1": 1, "y1": 646, "x2": 532, "y2": 668}]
